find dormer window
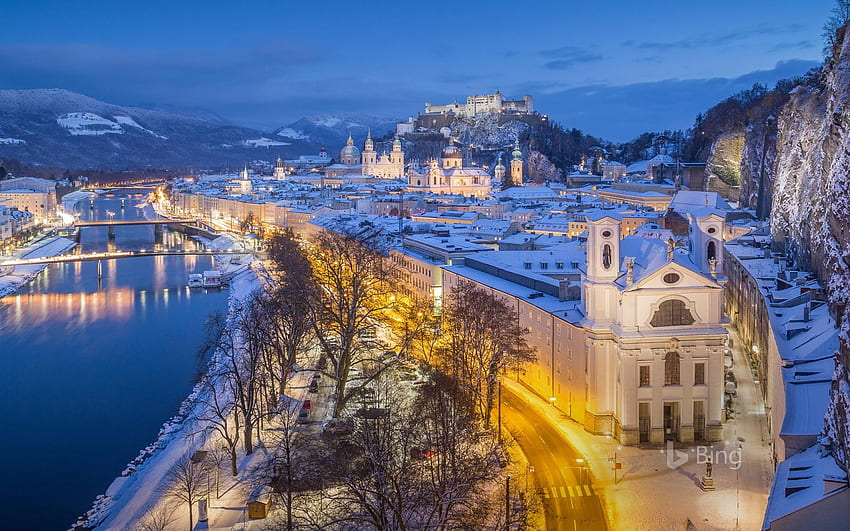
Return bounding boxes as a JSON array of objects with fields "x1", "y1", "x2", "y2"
[{"x1": 556, "y1": 262, "x2": 564, "y2": 269}]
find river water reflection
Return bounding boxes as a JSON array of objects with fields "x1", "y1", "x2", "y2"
[{"x1": 0, "y1": 196, "x2": 229, "y2": 530}]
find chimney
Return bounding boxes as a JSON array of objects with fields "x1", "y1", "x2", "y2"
[{"x1": 803, "y1": 303, "x2": 811, "y2": 322}]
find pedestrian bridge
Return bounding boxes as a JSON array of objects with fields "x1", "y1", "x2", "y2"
[
  {"x1": 73, "y1": 218, "x2": 196, "y2": 228},
  {"x1": 0, "y1": 249, "x2": 247, "y2": 268}
]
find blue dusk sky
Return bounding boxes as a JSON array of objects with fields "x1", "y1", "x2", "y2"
[{"x1": 0, "y1": 0, "x2": 833, "y2": 141}]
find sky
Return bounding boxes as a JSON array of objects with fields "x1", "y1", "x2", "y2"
[{"x1": 0, "y1": 0, "x2": 833, "y2": 141}]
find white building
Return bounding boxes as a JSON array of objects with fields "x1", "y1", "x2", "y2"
[
  {"x1": 424, "y1": 91, "x2": 534, "y2": 118},
  {"x1": 406, "y1": 144, "x2": 492, "y2": 199}
]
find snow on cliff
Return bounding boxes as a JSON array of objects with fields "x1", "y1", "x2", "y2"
[{"x1": 769, "y1": 24, "x2": 850, "y2": 471}]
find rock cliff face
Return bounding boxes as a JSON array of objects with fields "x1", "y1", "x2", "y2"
[{"x1": 769, "y1": 24, "x2": 850, "y2": 470}]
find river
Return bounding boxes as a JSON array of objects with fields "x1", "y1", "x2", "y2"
[{"x1": 0, "y1": 195, "x2": 229, "y2": 530}]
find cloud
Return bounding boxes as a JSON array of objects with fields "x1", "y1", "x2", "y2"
[
  {"x1": 623, "y1": 24, "x2": 806, "y2": 51},
  {"x1": 768, "y1": 40, "x2": 816, "y2": 52},
  {"x1": 534, "y1": 59, "x2": 820, "y2": 141},
  {"x1": 540, "y1": 45, "x2": 603, "y2": 70}
]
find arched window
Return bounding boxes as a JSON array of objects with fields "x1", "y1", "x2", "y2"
[
  {"x1": 650, "y1": 299, "x2": 695, "y2": 327},
  {"x1": 665, "y1": 352, "x2": 681, "y2": 385},
  {"x1": 602, "y1": 243, "x2": 612, "y2": 269},
  {"x1": 707, "y1": 241, "x2": 716, "y2": 262}
]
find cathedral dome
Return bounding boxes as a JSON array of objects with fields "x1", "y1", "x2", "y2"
[
  {"x1": 442, "y1": 144, "x2": 462, "y2": 158},
  {"x1": 340, "y1": 134, "x2": 360, "y2": 160}
]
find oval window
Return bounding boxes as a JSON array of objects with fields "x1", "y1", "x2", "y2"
[
  {"x1": 602, "y1": 243, "x2": 612, "y2": 269},
  {"x1": 602, "y1": 230, "x2": 612, "y2": 238},
  {"x1": 707, "y1": 227, "x2": 717, "y2": 234},
  {"x1": 663, "y1": 272, "x2": 680, "y2": 284}
]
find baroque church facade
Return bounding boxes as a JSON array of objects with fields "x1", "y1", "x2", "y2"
[
  {"x1": 405, "y1": 143, "x2": 492, "y2": 198},
  {"x1": 324, "y1": 131, "x2": 405, "y2": 179}
]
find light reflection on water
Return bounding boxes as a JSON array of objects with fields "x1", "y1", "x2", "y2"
[{"x1": 0, "y1": 196, "x2": 229, "y2": 531}]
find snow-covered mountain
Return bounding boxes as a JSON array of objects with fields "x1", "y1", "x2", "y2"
[
  {"x1": 0, "y1": 89, "x2": 313, "y2": 169},
  {"x1": 273, "y1": 113, "x2": 400, "y2": 149}
]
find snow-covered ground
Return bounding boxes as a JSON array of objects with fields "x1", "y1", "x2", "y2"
[
  {"x1": 0, "y1": 137, "x2": 25, "y2": 144},
  {"x1": 275, "y1": 127, "x2": 310, "y2": 140},
  {"x1": 57, "y1": 112, "x2": 123, "y2": 135},
  {"x1": 113, "y1": 115, "x2": 168, "y2": 139},
  {"x1": 0, "y1": 236, "x2": 77, "y2": 298},
  {"x1": 243, "y1": 137, "x2": 291, "y2": 147}
]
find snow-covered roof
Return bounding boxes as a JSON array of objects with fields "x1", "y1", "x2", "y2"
[{"x1": 670, "y1": 191, "x2": 732, "y2": 212}]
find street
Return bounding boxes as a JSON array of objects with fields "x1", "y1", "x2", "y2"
[{"x1": 501, "y1": 388, "x2": 608, "y2": 531}]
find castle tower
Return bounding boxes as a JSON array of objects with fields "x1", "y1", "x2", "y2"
[
  {"x1": 494, "y1": 155, "x2": 506, "y2": 181},
  {"x1": 510, "y1": 139, "x2": 523, "y2": 183},
  {"x1": 273, "y1": 157, "x2": 286, "y2": 180}
]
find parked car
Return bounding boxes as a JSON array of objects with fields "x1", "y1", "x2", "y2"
[
  {"x1": 297, "y1": 408, "x2": 310, "y2": 424},
  {"x1": 302, "y1": 399, "x2": 312, "y2": 410}
]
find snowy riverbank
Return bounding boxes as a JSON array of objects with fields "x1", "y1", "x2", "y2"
[
  {"x1": 72, "y1": 265, "x2": 261, "y2": 530},
  {"x1": 0, "y1": 236, "x2": 77, "y2": 299}
]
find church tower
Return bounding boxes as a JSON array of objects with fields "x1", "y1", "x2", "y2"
[
  {"x1": 510, "y1": 139, "x2": 523, "y2": 183},
  {"x1": 584, "y1": 215, "x2": 621, "y2": 323},
  {"x1": 494, "y1": 155, "x2": 505, "y2": 181},
  {"x1": 362, "y1": 129, "x2": 377, "y2": 167},
  {"x1": 688, "y1": 211, "x2": 725, "y2": 278},
  {"x1": 273, "y1": 157, "x2": 286, "y2": 180}
]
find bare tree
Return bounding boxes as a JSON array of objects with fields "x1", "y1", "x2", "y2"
[
  {"x1": 439, "y1": 280, "x2": 536, "y2": 426},
  {"x1": 138, "y1": 501, "x2": 178, "y2": 531},
  {"x1": 195, "y1": 371, "x2": 241, "y2": 477},
  {"x1": 308, "y1": 228, "x2": 397, "y2": 417},
  {"x1": 823, "y1": 0, "x2": 850, "y2": 57},
  {"x1": 161, "y1": 456, "x2": 207, "y2": 531}
]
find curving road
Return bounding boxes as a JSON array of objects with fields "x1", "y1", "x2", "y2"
[{"x1": 502, "y1": 388, "x2": 607, "y2": 531}]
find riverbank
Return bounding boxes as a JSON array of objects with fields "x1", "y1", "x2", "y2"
[
  {"x1": 0, "y1": 236, "x2": 77, "y2": 299},
  {"x1": 72, "y1": 263, "x2": 261, "y2": 530}
]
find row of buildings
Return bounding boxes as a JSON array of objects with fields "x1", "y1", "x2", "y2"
[
  {"x1": 171, "y1": 157, "x2": 850, "y2": 525},
  {"x1": 0, "y1": 176, "x2": 57, "y2": 249},
  {"x1": 171, "y1": 155, "x2": 756, "y2": 448}
]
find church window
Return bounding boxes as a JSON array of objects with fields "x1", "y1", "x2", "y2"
[
  {"x1": 639, "y1": 365, "x2": 651, "y2": 387},
  {"x1": 694, "y1": 362, "x2": 705, "y2": 385},
  {"x1": 602, "y1": 229, "x2": 612, "y2": 238},
  {"x1": 707, "y1": 226, "x2": 717, "y2": 234},
  {"x1": 707, "y1": 241, "x2": 717, "y2": 262},
  {"x1": 602, "y1": 243, "x2": 613, "y2": 269},
  {"x1": 664, "y1": 352, "x2": 681, "y2": 385},
  {"x1": 650, "y1": 299, "x2": 695, "y2": 327},
  {"x1": 663, "y1": 272, "x2": 680, "y2": 284}
]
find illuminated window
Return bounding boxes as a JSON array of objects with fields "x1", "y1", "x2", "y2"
[
  {"x1": 664, "y1": 352, "x2": 681, "y2": 385},
  {"x1": 650, "y1": 300, "x2": 695, "y2": 327}
]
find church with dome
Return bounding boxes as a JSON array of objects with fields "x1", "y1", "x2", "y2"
[
  {"x1": 323, "y1": 131, "x2": 405, "y2": 179},
  {"x1": 405, "y1": 143, "x2": 493, "y2": 198}
]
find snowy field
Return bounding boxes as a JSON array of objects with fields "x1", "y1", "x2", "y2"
[
  {"x1": 275, "y1": 127, "x2": 310, "y2": 140},
  {"x1": 0, "y1": 236, "x2": 77, "y2": 298},
  {"x1": 243, "y1": 137, "x2": 292, "y2": 147}
]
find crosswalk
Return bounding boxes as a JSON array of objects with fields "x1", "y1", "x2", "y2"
[{"x1": 540, "y1": 484, "x2": 594, "y2": 498}]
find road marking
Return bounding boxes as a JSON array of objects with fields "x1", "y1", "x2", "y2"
[
  {"x1": 567, "y1": 486, "x2": 574, "y2": 497},
  {"x1": 551, "y1": 486, "x2": 558, "y2": 499},
  {"x1": 560, "y1": 486, "x2": 567, "y2": 498},
  {"x1": 584, "y1": 485, "x2": 592, "y2": 496}
]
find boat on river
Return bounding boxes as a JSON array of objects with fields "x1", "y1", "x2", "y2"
[
  {"x1": 188, "y1": 273, "x2": 203, "y2": 288},
  {"x1": 202, "y1": 270, "x2": 222, "y2": 288}
]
